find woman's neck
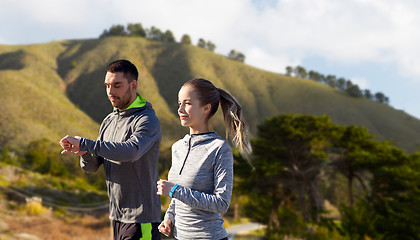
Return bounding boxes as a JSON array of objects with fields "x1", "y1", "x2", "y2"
[{"x1": 189, "y1": 125, "x2": 209, "y2": 135}]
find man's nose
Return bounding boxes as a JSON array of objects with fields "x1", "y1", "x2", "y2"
[{"x1": 108, "y1": 86, "x2": 116, "y2": 95}]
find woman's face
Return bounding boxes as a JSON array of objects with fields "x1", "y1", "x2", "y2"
[{"x1": 177, "y1": 85, "x2": 209, "y2": 129}]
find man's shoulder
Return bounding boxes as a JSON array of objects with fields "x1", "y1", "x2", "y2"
[{"x1": 130, "y1": 106, "x2": 159, "y2": 123}]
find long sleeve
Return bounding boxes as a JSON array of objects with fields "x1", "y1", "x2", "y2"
[
  {"x1": 79, "y1": 114, "x2": 160, "y2": 162},
  {"x1": 172, "y1": 146, "x2": 233, "y2": 213},
  {"x1": 164, "y1": 198, "x2": 176, "y2": 223},
  {"x1": 80, "y1": 152, "x2": 104, "y2": 173}
]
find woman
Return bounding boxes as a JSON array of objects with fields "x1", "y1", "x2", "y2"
[{"x1": 156, "y1": 78, "x2": 251, "y2": 240}]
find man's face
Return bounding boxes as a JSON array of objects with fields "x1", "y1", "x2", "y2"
[{"x1": 104, "y1": 71, "x2": 137, "y2": 110}]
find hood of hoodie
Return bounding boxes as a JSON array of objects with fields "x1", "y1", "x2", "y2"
[{"x1": 112, "y1": 101, "x2": 155, "y2": 117}]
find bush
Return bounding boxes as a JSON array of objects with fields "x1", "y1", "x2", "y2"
[{"x1": 22, "y1": 200, "x2": 49, "y2": 215}]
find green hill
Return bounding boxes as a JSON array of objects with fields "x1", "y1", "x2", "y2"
[{"x1": 0, "y1": 36, "x2": 419, "y2": 153}]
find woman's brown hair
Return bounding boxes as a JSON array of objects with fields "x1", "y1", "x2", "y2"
[{"x1": 183, "y1": 78, "x2": 252, "y2": 155}]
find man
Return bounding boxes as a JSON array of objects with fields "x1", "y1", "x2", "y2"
[{"x1": 60, "y1": 59, "x2": 161, "y2": 240}]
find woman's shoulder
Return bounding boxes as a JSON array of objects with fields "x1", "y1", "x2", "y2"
[{"x1": 171, "y1": 135, "x2": 188, "y2": 149}]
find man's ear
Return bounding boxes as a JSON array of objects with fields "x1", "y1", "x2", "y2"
[{"x1": 131, "y1": 80, "x2": 138, "y2": 90}]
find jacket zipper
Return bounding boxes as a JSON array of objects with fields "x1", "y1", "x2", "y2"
[
  {"x1": 112, "y1": 111, "x2": 120, "y2": 141},
  {"x1": 179, "y1": 137, "x2": 192, "y2": 175}
]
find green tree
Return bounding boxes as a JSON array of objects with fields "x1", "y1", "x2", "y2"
[
  {"x1": 236, "y1": 114, "x2": 338, "y2": 229},
  {"x1": 285, "y1": 66, "x2": 293, "y2": 76},
  {"x1": 337, "y1": 78, "x2": 347, "y2": 90},
  {"x1": 308, "y1": 70, "x2": 321, "y2": 82},
  {"x1": 346, "y1": 80, "x2": 353, "y2": 90},
  {"x1": 294, "y1": 66, "x2": 307, "y2": 78},
  {"x1": 147, "y1": 26, "x2": 163, "y2": 41},
  {"x1": 162, "y1": 30, "x2": 175, "y2": 42},
  {"x1": 384, "y1": 96, "x2": 389, "y2": 105},
  {"x1": 342, "y1": 144, "x2": 420, "y2": 239},
  {"x1": 374, "y1": 92, "x2": 386, "y2": 104},
  {"x1": 331, "y1": 126, "x2": 375, "y2": 206},
  {"x1": 363, "y1": 89, "x2": 372, "y2": 100},
  {"x1": 228, "y1": 50, "x2": 245, "y2": 62},
  {"x1": 346, "y1": 84, "x2": 363, "y2": 97},
  {"x1": 206, "y1": 41, "x2": 216, "y2": 51},
  {"x1": 325, "y1": 75, "x2": 337, "y2": 88},
  {"x1": 24, "y1": 139, "x2": 70, "y2": 176},
  {"x1": 127, "y1": 23, "x2": 146, "y2": 37},
  {"x1": 100, "y1": 24, "x2": 127, "y2": 38},
  {"x1": 197, "y1": 38, "x2": 206, "y2": 48},
  {"x1": 180, "y1": 34, "x2": 191, "y2": 44}
]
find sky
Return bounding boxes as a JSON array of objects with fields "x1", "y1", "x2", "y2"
[{"x1": 0, "y1": 0, "x2": 419, "y2": 119}]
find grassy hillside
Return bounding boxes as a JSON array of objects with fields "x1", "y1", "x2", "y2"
[
  {"x1": 0, "y1": 43, "x2": 99, "y2": 154},
  {"x1": 0, "y1": 36, "x2": 419, "y2": 154}
]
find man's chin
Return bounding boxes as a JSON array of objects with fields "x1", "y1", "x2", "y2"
[{"x1": 111, "y1": 103, "x2": 120, "y2": 108}]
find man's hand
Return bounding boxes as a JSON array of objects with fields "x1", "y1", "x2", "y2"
[
  {"x1": 59, "y1": 135, "x2": 87, "y2": 155},
  {"x1": 158, "y1": 218, "x2": 172, "y2": 237},
  {"x1": 157, "y1": 179, "x2": 175, "y2": 197}
]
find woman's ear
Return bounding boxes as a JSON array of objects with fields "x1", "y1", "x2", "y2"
[{"x1": 203, "y1": 103, "x2": 212, "y2": 116}]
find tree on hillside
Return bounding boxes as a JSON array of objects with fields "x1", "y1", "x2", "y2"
[
  {"x1": 181, "y1": 34, "x2": 192, "y2": 44},
  {"x1": 162, "y1": 30, "x2": 175, "y2": 42},
  {"x1": 197, "y1": 38, "x2": 206, "y2": 48},
  {"x1": 363, "y1": 89, "x2": 372, "y2": 100},
  {"x1": 339, "y1": 143, "x2": 420, "y2": 239},
  {"x1": 228, "y1": 50, "x2": 245, "y2": 62},
  {"x1": 325, "y1": 75, "x2": 337, "y2": 88},
  {"x1": 285, "y1": 66, "x2": 293, "y2": 76},
  {"x1": 308, "y1": 70, "x2": 322, "y2": 82},
  {"x1": 330, "y1": 126, "x2": 375, "y2": 206},
  {"x1": 100, "y1": 24, "x2": 127, "y2": 38},
  {"x1": 344, "y1": 80, "x2": 362, "y2": 98},
  {"x1": 374, "y1": 92, "x2": 386, "y2": 103},
  {"x1": 146, "y1": 26, "x2": 163, "y2": 41},
  {"x1": 127, "y1": 23, "x2": 146, "y2": 37},
  {"x1": 294, "y1": 66, "x2": 307, "y2": 78},
  {"x1": 384, "y1": 96, "x2": 389, "y2": 104},
  {"x1": 346, "y1": 80, "x2": 353, "y2": 91},
  {"x1": 236, "y1": 114, "x2": 338, "y2": 229},
  {"x1": 24, "y1": 139, "x2": 71, "y2": 177},
  {"x1": 337, "y1": 77, "x2": 347, "y2": 90},
  {"x1": 206, "y1": 41, "x2": 216, "y2": 51}
]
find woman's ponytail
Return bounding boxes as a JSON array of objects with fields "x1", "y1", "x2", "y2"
[{"x1": 218, "y1": 88, "x2": 252, "y2": 156}]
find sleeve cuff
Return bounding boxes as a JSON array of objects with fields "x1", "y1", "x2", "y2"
[{"x1": 169, "y1": 184, "x2": 179, "y2": 198}]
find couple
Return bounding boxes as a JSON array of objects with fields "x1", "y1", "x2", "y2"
[{"x1": 60, "y1": 59, "x2": 251, "y2": 240}]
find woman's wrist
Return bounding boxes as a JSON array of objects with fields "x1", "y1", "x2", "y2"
[{"x1": 169, "y1": 184, "x2": 179, "y2": 198}]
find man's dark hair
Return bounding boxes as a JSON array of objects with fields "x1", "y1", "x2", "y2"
[{"x1": 106, "y1": 59, "x2": 138, "y2": 82}]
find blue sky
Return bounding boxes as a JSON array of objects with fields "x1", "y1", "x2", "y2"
[{"x1": 1, "y1": 0, "x2": 419, "y2": 119}]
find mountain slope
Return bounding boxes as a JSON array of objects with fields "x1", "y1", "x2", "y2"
[
  {"x1": 0, "y1": 36, "x2": 419, "y2": 153},
  {"x1": 0, "y1": 43, "x2": 99, "y2": 152}
]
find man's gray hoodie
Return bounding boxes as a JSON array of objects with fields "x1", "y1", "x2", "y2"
[
  {"x1": 79, "y1": 101, "x2": 161, "y2": 224},
  {"x1": 164, "y1": 132, "x2": 233, "y2": 240}
]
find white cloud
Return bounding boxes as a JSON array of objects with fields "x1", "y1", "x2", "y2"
[
  {"x1": 246, "y1": 46, "x2": 300, "y2": 73},
  {"x1": 350, "y1": 77, "x2": 369, "y2": 89},
  {"x1": 1, "y1": 0, "x2": 420, "y2": 118},
  {"x1": 2, "y1": 0, "x2": 420, "y2": 81}
]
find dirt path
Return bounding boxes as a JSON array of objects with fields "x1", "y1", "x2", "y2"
[{"x1": 227, "y1": 222, "x2": 264, "y2": 239}]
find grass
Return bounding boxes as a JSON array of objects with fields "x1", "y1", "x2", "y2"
[{"x1": 1, "y1": 36, "x2": 420, "y2": 155}]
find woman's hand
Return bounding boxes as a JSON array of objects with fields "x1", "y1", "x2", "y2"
[
  {"x1": 158, "y1": 218, "x2": 172, "y2": 237},
  {"x1": 157, "y1": 179, "x2": 175, "y2": 196}
]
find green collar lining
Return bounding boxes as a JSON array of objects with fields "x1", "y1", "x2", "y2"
[{"x1": 126, "y1": 94, "x2": 146, "y2": 110}]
